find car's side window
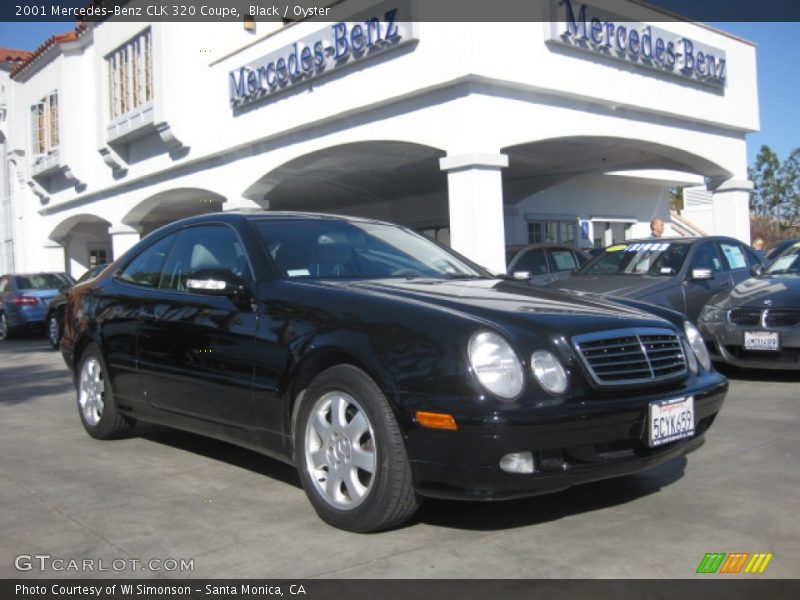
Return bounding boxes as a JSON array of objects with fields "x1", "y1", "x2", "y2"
[
  {"x1": 719, "y1": 242, "x2": 755, "y2": 270},
  {"x1": 690, "y1": 242, "x2": 724, "y2": 273},
  {"x1": 547, "y1": 248, "x2": 579, "y2": 273},
  {"x1": 0, "y1": 277, "x2": 7, "y2": 293},
  {"x1": 159, "y1": 225, "x2": 250, "y2": 292},
  {"x1": 117, "y1": 234, "x2": 176, "y2": 287},
  {"x1": 513, "y1": 248, "x2": 548, "y2": 275}
]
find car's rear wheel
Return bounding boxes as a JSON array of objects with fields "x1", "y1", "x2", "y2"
[
  {"x1": 77, "y1": 345, "x2": 135, "y2": 439},
  {"x1": 47, "y1": 313, "x2": 61, "y2": 349},
  {"x1": 0, "y1": 312, "x2": 13, "y2": 340},
  {"x1": 295, "y1": 365, "x2": 420, "y2": 532}
]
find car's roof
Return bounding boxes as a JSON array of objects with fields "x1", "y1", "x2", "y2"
[{"x1": 198, "y1": 210, "x2": 393, "y2": 226}]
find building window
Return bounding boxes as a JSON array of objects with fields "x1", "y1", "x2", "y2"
[
  {"x1": 108, "y1": 29, "x2": 153, "y2": 120},
  {"x1": 30, "y1": 91, "x2": 59, "y2": 156},
  {"x1": 89, "y1": 249, "x2": 108, "y2": 268},
  {"x1": 528, "y1": 220, "x2": 576, "y2": 246}
]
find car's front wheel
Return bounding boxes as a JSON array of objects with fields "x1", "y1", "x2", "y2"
[
  {"x1": 76, "y1": 344, "x2": 136, "y2": 439},
  {"x1": 295, "y1": 365, "x2": 420, "y2": 532},
  {"x1": 47, "y1": 313, "x2": 61, "y2": 349}
]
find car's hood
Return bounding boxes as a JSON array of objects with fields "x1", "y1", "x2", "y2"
[
  {"x1": 323, "y1": 278, "x2": 674, "y2": 338},
  {"x1": 545, "y1": 274, "x2": 672, "y2": 299},
  {"x1": 710, "y1": 274, "x2": 800, "y2": 309}
]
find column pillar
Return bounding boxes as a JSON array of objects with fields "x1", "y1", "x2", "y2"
[
  {"x1": 439, "y1": 153, "x2": 509, "y2": 273},
  {"x1": 709, "y1": 179, "x2": 753, "y2": 243},
  {"x1": 109, "y1": 225, "x2": 141, "y2": 262},
  {"x1": 223, "y1": 197, "x2": 266, "y2": 212},
  {"x1": 42, "y1": 241, "x2": 66, "y2": 272}
]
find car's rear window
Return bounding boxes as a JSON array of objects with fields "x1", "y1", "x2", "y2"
[{"x1": 15, "y1": 273, "x2": 74, "y2": 290}]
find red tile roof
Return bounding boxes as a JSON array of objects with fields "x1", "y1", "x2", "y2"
[
  {"x1": 0, "y1": 48, "x2": 34, "y2": 63},
  {"x1": 10, "y1": 23, "x2": 88, "y2": 78}
]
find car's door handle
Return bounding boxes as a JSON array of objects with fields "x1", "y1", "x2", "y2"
[{"x1": 139, "y1": 309, "x2": 158, "y2": 322}]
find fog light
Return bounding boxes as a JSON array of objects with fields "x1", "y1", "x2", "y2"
[{"x1": 499, "y1": 451, "x2": 534, "y2": 474}]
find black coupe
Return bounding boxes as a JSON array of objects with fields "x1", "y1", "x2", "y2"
[{"x1": 61, "y1": 212, "x2": 727, "y2": 532}]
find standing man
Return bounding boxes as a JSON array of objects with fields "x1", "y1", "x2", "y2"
[{"x1": 650, "y1": 218, "x2": 665, "y2": 238}]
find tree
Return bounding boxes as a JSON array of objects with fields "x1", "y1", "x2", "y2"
[{"x1": 748, "y1": 145, "x2": 800, "y2": 223}]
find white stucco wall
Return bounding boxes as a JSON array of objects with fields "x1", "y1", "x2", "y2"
[{"x1": 0, "y1": 0, "x2": 759, "y2": 275}]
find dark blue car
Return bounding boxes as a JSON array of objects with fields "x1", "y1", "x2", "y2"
[{"x1": 0, "y1": 272, "x2": 75, "y2": 340}]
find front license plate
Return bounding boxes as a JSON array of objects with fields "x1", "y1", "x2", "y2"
[
  {"x1": 648, "y1": 396, "x2": 695, "y2": 447},
  {"x1": 744, "y1": 331, "x2": 780, "y2": 351}
]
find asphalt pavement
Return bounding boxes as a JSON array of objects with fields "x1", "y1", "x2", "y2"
[{"x1": 0, "y1": 336, "x2": 798, "y2": 579}]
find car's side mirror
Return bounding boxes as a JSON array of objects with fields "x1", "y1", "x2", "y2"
[
  {"x1": 512, "y1": 271, "x2": 531, "y2": 280},
  {"x1": 689, "y1": 268, "x2": 714, "y2": 281},
  {"x1": 186, "y1": 269, "x2": 247, "y2": 297},
  {"x1": 750, "y1": 263, "x2": 764, "y2": 277}
]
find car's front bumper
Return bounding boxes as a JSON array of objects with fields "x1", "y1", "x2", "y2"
[
  {"x1": 701, "y1": 320, "x2": 800, "y2": 370},
  {"x1": 402, "y1": 377, "x2": 727, "y2": 500}
]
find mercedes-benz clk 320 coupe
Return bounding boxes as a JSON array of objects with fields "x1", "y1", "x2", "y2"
[{"x1": 61, "y1": 212, "x2": 727, "y2": 532}]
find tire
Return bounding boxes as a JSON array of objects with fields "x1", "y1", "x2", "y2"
[
  {"x1": 0, "y1": 312, "x2": 13, "y2": 340},
  {"x1": 47, "y1": 313, "x2": 62, "y2": 349},
  {"x1": 295, "y1": 365, "x2": 420, "y2": 532},
  {"x1": 76, "y1": 344, "x2": 135, "y2": 439}
]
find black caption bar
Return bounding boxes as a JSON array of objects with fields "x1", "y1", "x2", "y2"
[
  {"x1": 4, "y1": 0, "x2": 800, "y2": 22},
  {"x1": 4, "y1": 580, "x2": 800, "y2": 600}
]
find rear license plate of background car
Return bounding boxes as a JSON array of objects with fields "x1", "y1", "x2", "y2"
[
  {"x1": 648, "y1": 396, "x2": 694, "y2": 447},
  {"x1": 744, "y1": 331, "x2": 780, "y2": 351}
]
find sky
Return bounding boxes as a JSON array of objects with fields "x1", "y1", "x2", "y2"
[{"x1": 0, "y1": 19, "x2": 799, "y2": 169}]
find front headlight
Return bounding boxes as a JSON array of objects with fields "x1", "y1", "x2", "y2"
[
  {"x1": 684, "y1": 321, "x2": 711, "y2": 371},
  {"x1": 531, "y1": 350, "x2": 568, "y2": 395},
  {"x1": 699, "y1": 305, "x2": 726, "y2": 323},
  {"x1": 468, "y1": 331, "x2": 524, "y2": 399}
]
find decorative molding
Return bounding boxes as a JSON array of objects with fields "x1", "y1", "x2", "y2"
[
  {"x1": 440, "y1": 153, "x2": 509, "y2": 172},
  {"x1": 154, "y1": 121, "x2": 188, "y2": 153},
  {"x1": 26, "y1": 179, "x2": 49, "y2": 203},
  {"x1": 98, "y1": 146, "x2": 128, "y2": 176},
  {"x1": 60, "y1": 165, "x2": 83, "y2": 188}
]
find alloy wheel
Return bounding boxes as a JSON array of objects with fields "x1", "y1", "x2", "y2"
[
  {"x1": 304, "y1": 391, "x2": 376, "y2": 510},
  {"x1": 78, "y1": 356, "x2": 105, "y2": 426}
]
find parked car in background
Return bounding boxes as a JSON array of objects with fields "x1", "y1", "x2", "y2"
[
  {"x1": 699, "y1": 241, "x2": 800, "y2": 370},
  {"x1": 546, "y1": 237, "x2": 764, "y2": 323},
  {"x1": 506, "y1": 244, "x2": 590, "y2": 285},
  {"x1": 61, "y1": 212, "x2": 726, "y2": 532},
  {"x1": 45, "y1": 264, "x2": 107, "y2": 348},
  {"x1": 0, "y1": 272, "x2": 75, "y2": 340},
  {"x1": 764, "y1": 238, "x2": 800, "y2": 263}
]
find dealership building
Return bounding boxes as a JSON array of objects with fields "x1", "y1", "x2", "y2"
[{"x1": 0, "y1": 0, "x2": 758, "y2": 277}]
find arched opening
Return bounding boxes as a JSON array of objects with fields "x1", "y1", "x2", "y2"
[
  {"x1": 49, "y1": 214, "x2": 112, "y2": 277},
  {"x1": 501, "y1": 136, "x2": 732, "y2": 248},
  {"x1": 242, "y1": 141, "x2": 448, "y2": 238},
  {"x1": 122, "y1": 187, "x2": 227, "y2": 236}
]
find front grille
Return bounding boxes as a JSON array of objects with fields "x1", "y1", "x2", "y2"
[
  {"x1": 728, "y1": 308, "x2": 800, "y2": 327},
  {"x1": 765, "y1": 310, "x2": 800, "y2": 327},
  {"x1": 729, "y1": 308, "x2": 761, "y2": 326},
  {"x1": 573, "y1": 328, "x2": 687, "y2": 387}
]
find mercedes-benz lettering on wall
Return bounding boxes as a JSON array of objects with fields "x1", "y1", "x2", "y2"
[{"x1": 61, "y1": 212, "x2": 727, "y2": 532}]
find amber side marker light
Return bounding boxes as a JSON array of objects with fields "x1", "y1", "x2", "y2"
[{"x1": 416, "y1": 411, "x2": 458, "y2": 431}]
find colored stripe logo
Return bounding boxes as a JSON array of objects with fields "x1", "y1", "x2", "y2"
[{"x1": 696, "y1": 552, "x2": 773, "y2": 574}]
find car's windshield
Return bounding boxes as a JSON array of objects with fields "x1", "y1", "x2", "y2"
[
  {"x1": 255, "y1": 219, "x2": 485, "y2": 280},
  {"x1": 577, "y1": 242, "x2": 690, "y2": 277},
  {"x1": 766, "y1": 244, "x2": 800, "y2": 275},
  {"x1": 15, "y1": 273, "x2": 75, "y2": 290}
]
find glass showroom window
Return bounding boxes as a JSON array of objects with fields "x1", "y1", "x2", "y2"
[
  {"x1": 30, "y1": 91, "x2": 59, "y2": 156},
  {"x1": 528, "y1": 220, "x2": 576, "y2": 245},
  {"x1": 108, "y1": 29, "x2": 153, "y2": 120}
]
